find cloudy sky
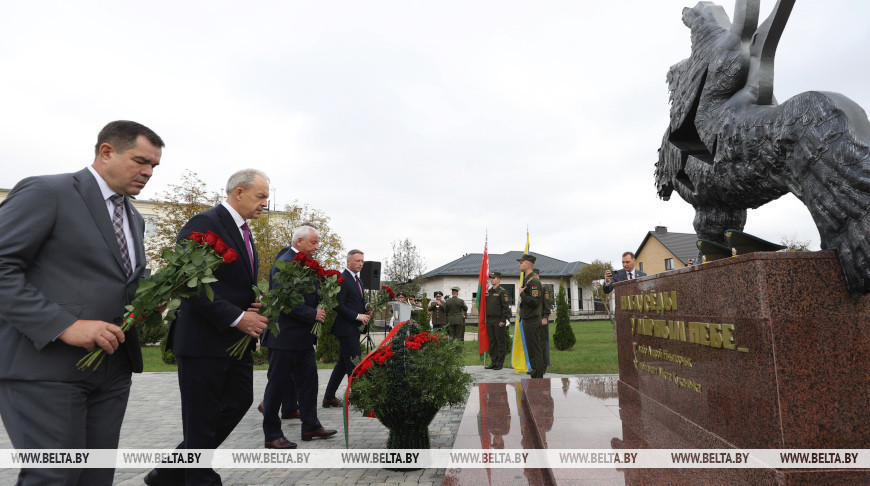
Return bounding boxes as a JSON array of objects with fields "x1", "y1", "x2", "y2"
[{"x1": 2, "y1": 0, "x2": 869, "y2": 271}]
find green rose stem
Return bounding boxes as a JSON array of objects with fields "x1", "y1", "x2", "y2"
[{"x1": 76, "y1": 232, "x2": 232, "y2": 371}]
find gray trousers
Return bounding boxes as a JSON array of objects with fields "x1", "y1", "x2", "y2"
[{"x1": 0, "y1": 354, "x2": 131, "y2": 486}]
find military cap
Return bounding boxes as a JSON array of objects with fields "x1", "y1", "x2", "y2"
[
  {"x1": 489, "y1": 271, "x2": 502, "y2": 278},
  {"x1": 397, "y1": 292, "x2": 406, "y2": 297},
  {"x1": 451, "y1": 286, "x2": 460, "y2": 292},
  {"x1": 434, "y1": 291, "x2": 443, "y2": 297},
  {"x1": 516, "y1": 254, "x2": 536, "y2": 263}
]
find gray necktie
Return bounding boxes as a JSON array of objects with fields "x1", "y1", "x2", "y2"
[{"x1": 109, "y1": 194, "x2": 132, "y2": 277}]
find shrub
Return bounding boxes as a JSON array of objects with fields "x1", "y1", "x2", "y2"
[{"x1": 553, "y1": 285, "x2": 576, "y2": 350}]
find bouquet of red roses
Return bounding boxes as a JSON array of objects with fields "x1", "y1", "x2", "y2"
[
  {"x1": 227, "y1": 251, "x2": 343, "y2": 358},
  {"x1": 76, "y1": 230, "x2": 237, "y2": 371}
]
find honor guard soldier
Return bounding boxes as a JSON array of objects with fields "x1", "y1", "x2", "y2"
[
  {"x1": 535, "y1": 268, "x2": 553, "y2": 367},
  {"x1": 517, "y1": 255, "x2": 546, "y2": 378},
  {"x1": 428, "y1": 291, "x2": 448, "y2": 331},
  {"x1": 444, "y1": 287, "x2": 468, "y2": 341},
  {"x1": 484, "y1": 272, "x2": 512, "y2": 370}
]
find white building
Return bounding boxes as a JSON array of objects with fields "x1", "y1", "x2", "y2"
[{"x1": 420, "y1": 251, "x2": 596, "y2": 317}]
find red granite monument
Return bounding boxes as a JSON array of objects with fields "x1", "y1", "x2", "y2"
[{"x1": 614, "y1": 250, "x2": 869, "y2": 484}]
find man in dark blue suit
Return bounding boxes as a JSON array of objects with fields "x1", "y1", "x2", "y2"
[
  {"x1": 145, "y1": 169, "x2": 270, "y2": 486},
  {"x1": 261, "y1": 225, "x2": 337, "y2": 448},
  {"x1": 322, "y1": 249, "x2": 370, "y2": 407},
  {"x1": 603, "y1": 251, "x2": 647, "y2": 294}
]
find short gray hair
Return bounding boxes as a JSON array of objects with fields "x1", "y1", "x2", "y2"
[
  {"x1": 226, "y1": 169, "x2": 270, "y2": 195},
  {"x1": 347, "y1": 249, "x2": 363, "y2": 258},
  {"x1": 292, "y1": 224, "x2": 319, "y2": 244}
]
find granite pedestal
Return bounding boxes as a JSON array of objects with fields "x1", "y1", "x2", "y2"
[{"x1": 614, "y1": 250, "x2": 870, "y2": 485}]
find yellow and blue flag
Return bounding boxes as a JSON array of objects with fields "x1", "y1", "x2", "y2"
[{"x1": 510, "y1": 230, "x2": 530, "y2": 373}]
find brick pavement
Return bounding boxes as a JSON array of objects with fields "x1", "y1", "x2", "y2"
[{"x1": 0, "y1": 365, "x2": 569, "y2": 485}]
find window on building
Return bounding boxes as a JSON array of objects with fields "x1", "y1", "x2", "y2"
[
  {"x1": 665, "y1": 258, "x2": 674, "y2": 270},
  {"x1": 638, "y1": 262, "x2": 644, "y2": 273}
]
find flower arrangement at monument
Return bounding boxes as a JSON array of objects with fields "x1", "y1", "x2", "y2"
[
  {"x1": 347, "y1": 320, "x2": 472, "y2": 449},
  {"x1": 228, "y1": 251, "x2": 342, "y2": 358},
  {"x1": 77, "y1": 230, "x2": 237, "y2": 371}
]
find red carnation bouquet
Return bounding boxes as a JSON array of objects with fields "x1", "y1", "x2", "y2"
[
  {"x1": 76, "y1": 230, "x2": 237, "y2": 371},
  {"x1": 227, "y1": 251, "x2": 344, "y2": 358}
]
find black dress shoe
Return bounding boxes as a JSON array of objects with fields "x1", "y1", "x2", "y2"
[
  {"x1": 282, "y1": 410, "x2": 301, "y2": 419},
  {"x1": 265, "y1": 437, "x2": 298, "y2": 449},
  {"x1": 484, "y1": 365, "x2": 494, "y2": 369},
  {"x1": 322, "y1": 397, "x2": 342, "y2": 408},
  {"x1": 492, "y1": 365, "x2": 503, "y2": 370},
  {"x1": 301, "y1": 427, "x2": 337, "y2": 441},
  {"x1": 144, "y1": 469, "x2": 184, "y2": 486}
]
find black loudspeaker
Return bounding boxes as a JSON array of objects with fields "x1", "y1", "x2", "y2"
[{"x1": 360, "y1": 261, "x2": 381, "y2": 290}]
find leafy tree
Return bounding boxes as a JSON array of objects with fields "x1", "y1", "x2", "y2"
[
  {"x1": 573, "y1": 259, "x2": 617, "y2": 336},
  {"x1": 573, "y1": 259, "x2": 615, "y2": 313},
  {"x1": 780, "y1": 235, "x2": 811, "y2": 251},
  {"x1": 145, "y1": 170, "x2": 222, "y2": 269},
  {"x1": 383, "y1": 238, "x2": 425, "y2": 296},
  {"x1": 553, "y1": 285, "x2": 576, "y2": 350}
]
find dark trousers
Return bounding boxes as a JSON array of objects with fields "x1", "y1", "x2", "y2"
[
  {"x1": 485, "y1": 321, "x2": 506, "y2": 366},
  {"x1": 264, "y1": 348, "x2": 298, "y2": 414},
  {"x1": 263, "y1": 348, "x2": 321, "y2": 440},
  {"x1": 541, "y1": 320, "x2": 551, "y2": 366},
  {"x1": 522, "y1": 317, "x2": 546, "y2": 378},
  {"x1": 157, "y1": 355, "x2": 253, "y2": 486},
  {"x1": 324, "y1": 334, "x2": 361, "y2": 400},
  {"x1": 448, "y1": 322, "x2": 465, "y2": 341},
  {"x1": 0, "y1": 353, "x2": 131, "y2": 486}
]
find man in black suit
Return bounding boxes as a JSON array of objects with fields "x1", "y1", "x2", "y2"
[
  {"x1": 0, "y1": 121, "x2": 163, "y2": 486},
  {"x1": 261, "y1": 225, "x2": 337, "y2": 448},
  {"x1": 146, "y1": 169, "x2": 270, "y2": 486},
  {"x1": 603, "y1": 251, "x2": 647, "y2": 294},
  {"x1": 322, "y1": 249, "x2": 370, "y2": 408}
]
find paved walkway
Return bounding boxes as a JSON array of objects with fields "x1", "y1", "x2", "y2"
[{"x1": 0, "y1": 365, "x2": 572, "y2": 485}]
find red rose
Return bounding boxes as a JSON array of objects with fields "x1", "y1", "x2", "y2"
[
  {"x1": 406, "y1": 341, "x2": 422, "y2": 350},
  {"x1": 336, "y1": 275, "x2": 345, "y2": 285},
  {"x1": 188, "y1": 232, "x2": 206, "y2": 244},
  {"x1": 214, "y1": 240, "x2": 229, "y2": 255},
  {"x1": 222, "y1": 248, "x2": 238, "y2": 264},
  {"x1": 204, "y1": 231, "x2": 219, "y2": 246},
  {"x1": 294, "y1": 251, "x2": 307, "y2": 261}
]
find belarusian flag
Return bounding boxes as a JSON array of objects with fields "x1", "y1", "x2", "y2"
[{"x1": 476, "y1": 239, "x2": 490, "y2": 360}]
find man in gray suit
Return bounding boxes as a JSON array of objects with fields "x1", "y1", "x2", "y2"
[
  {"x1": 603, "y1": 251, "x2": 647, "y2": 294},
  {"x1": 0, "y1": 120, "x2": 164, "y2": 485}
]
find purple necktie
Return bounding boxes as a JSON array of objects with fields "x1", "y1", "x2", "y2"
[
  {"x1": 109, "y1": 194, "x2": 132, "y2": 277},
  {"x1": 241, "y1": 222, "x2": 254, "y2": 274},
  {"x1": 628, "y1": 272, "x2": 633, "y2": 280},
  {"x1": 355, "y1": 274, "x2": 364, "y2": 296}
]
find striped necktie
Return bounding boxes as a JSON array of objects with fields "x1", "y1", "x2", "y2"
[{"x1": 109, "y1": 194, "x2": 132, "y2": 277}]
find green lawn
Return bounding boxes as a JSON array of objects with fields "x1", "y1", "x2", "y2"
[
  {"x1": 458, "y1": 319, "x2": 618, "y2": 374},
  {"x1": 142, "y1": 320, "x2": 618, "y2": 374}
]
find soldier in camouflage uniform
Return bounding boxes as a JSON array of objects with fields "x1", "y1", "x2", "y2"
[
  {"x1": 484, "y1": 272, "x2": 512, "y2": 370},
  {"x1": 517, "y1": 255, "x2": 546, "y2": 378},
  {"x1": 444, "y1": 286, "x2": 468, "y2": 341},
  {"x1": 428, "y1": 291, "x2": 447, "y2": 332}
]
